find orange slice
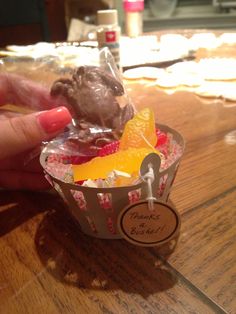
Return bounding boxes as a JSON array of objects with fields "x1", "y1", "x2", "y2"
[
  {"x1": 120, "y1": 107, "x2": 157, "y2": 150},
  {"x1": 72, "y1": 147, "x2": 158, "y2": 182}
]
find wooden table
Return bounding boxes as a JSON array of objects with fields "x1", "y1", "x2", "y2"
[{"x1": 1, "y1": 33, "x2": 236, "y2": 314}]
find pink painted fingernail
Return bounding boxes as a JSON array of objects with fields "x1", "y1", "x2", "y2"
[{"x1": 37, "y1": 106, "x2": 72, "y2": 133}]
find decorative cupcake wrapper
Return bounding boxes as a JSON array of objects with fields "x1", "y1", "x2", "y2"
[{"x1": 40, "y1": 124, "x2": 185, "y2": 239}]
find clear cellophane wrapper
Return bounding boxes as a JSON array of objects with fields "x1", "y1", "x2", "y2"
[{"x1": 0, "y1": 47, "x2": 134, "y2": 164}]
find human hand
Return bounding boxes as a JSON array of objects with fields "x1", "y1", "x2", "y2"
[{"x1": 0, "y1": 73, "x2": 72, "y2": 190}]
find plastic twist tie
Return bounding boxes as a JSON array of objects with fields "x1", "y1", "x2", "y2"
[{"x1": 142, "y1": 163, "x2": 156, "y2": 211}]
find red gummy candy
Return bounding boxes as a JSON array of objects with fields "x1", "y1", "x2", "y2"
[
  {"x1": 98, "y1": 140, "x2": 120, "y2": 157},
  {"x1": 156, "y1": 129, "x2": 168, "y2": 147}
]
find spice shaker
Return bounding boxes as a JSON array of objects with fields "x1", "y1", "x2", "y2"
[
  {"x1": 97, "y1": 9, "x2": 121, "y2": 69},
  {"x1": 123, "y1": 0, "x2": 144, "y2": 38}
]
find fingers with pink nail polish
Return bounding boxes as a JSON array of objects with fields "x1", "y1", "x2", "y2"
[
  {"x1": 0, "y1": 106, "x2": 72, "y2": 160},
  {"x1": 37, "y1": 106, "x2": 72, "y2": 134}
]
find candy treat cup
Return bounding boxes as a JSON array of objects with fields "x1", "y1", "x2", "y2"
[{"x1": 40, "y1": 124, "x2": 185, "y2": 243}]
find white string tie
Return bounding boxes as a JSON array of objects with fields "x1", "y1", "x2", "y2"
[{"x1": 142, "y1": 163, "x2": 156, "y2": 211}]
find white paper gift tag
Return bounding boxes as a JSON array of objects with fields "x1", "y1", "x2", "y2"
[{"x1": 118, "y1": 200, "x2": 180, "y2": 247}]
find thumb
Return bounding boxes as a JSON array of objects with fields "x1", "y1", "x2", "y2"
[{"x1": 0, "y1": 106, "x2": 72, "y2": 160}]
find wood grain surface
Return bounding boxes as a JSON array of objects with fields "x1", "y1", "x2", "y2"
[{"x1": 0, "y1": 32, "x2": 236, "y2": 314}]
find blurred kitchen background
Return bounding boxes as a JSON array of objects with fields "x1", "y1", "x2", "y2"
[{"x1": 0, "y1": 0, "x2": 236, "y2": 46}]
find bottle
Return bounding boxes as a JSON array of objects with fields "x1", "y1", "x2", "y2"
[
  {"x1": 123, "y1": 0, "x2": 144, "y2": 38},
  {"x1": 97, "y1": 9, "x2": 121, "y2": 69}
]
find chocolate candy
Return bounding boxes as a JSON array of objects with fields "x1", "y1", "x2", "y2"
[{"x1": 51, "y1": 65, "x2": 134, "y2": 132}]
